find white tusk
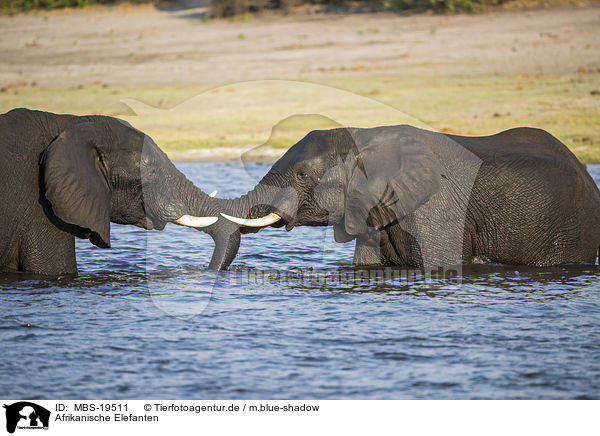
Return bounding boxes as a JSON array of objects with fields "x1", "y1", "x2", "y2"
[
  {"x1": 220, "y1": 212, "x2": 281, "y2": 227},
  {"x1": 175, "y1": 215, "x2": 218, "y2": 228},
  {"x1": 209, "y1": 190, "x2": 218, "y2": 197}
]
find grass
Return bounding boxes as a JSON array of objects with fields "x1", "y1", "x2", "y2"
[{"x1": 1, "y1": 71, "x2": 599, "y2": 161}]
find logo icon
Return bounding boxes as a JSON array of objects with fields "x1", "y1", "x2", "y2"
[{"x1": 3, "y1": 402, "x2": 50, "y2": 434}]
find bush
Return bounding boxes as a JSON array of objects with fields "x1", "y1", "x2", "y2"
[
  {"x1": 210, "y1": 0, "x2": 505, "y2": 17},
  {"x1": 0, "y1": 0, "x2": 504, "y2": 15},
  {"x1": 211, "y1": 0, "x2": 299, "y2": 16},
  {"x1": 428, "y1": 0, "x2": 502, "y2": 12}
]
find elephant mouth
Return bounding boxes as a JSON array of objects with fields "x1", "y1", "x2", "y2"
[
  {"x1": 275, "y1": 214, "x2": 294, "y2": 231},
  {"x1": 152, "y1": 219, "x2": 167, "y2": 230},
  {"x1": 269, "y1": 206, "x2": 295, "y2": 230}
]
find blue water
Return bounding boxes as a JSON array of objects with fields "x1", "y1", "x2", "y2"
[{"x1": 1, "y1": 163, "x2": 599, "y2": 399}]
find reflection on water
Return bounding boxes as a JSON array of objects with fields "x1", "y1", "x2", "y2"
[{"x1": 1, "y1": 163, "x2": 599, "y2": 399}]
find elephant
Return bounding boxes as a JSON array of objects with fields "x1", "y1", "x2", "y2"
[
  {"x1": 0, "y1": 108, "x2": 245, "y2": 275},
  {"x1": 221, "y1": 125, "x2": 600, "y2": 268},
  {"x1": 3, "y1": 402, "x2": 51, "y2": 434}
]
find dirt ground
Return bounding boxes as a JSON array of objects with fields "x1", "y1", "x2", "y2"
[{"x1": 1, "y1": 4, "x2": 599, "y2": 86}]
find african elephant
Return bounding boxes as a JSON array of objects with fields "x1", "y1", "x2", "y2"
[
  {"x1": 221, "y1": 125, "x2": 600, "y2": 268},
  {"x1": 0, "y1": 108, "x2": 242, "y2": 275}
]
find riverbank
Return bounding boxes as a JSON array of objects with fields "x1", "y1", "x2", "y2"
[{"x1": 1, "y1": 4, "x2": 599, "y2": 161}]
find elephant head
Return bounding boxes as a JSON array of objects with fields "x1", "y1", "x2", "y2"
[
  {"x1": 220, "y1": 125, "x2": 443, "y2": 244},
  {"x1": 39, "y1": 116, "x2": 241, "y2": 269}
]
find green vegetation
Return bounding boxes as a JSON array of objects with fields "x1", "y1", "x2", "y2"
[
  {"x1": 383, "y1": 0, "x2": 503, "y2": 12},
  {"x1": 429, "y1": 0, "x2": 502, "y2": 11},
  {"x1": 210, "y1": 0, "x2": 507, "y2": 17},
  {"x1": 0, "y1": 0, "x2": 506, "y2": 15},
  {"x1": 2, "y1": 72, "x2": 598, "y2": 162},
  {"x1": 211, "y1": 0, "x2": 298, "y2": 17}
]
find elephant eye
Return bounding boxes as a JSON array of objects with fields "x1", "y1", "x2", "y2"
[{"x1": 297, "y1": 171, "x2": 308, "y2": 180}]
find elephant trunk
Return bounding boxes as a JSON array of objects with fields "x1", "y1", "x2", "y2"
[
  {"x1": 201, "y1": 182, "x2": 291, "y2": 269},
  {"x1": 218, "y1": 178, "x2": 298, "y2": 230},
  {"x1": 140, "y1": 140, "x2": 219, "y2": 231},
  {"x1": 165, "y1": 179, "x2": 242, "y2": 270},
  {"x1": 203, "y1": 219, "x2": 241, "y2": 270},
  {"x1": 220, "y1": 184, "x2": 281, "y2": 227}
]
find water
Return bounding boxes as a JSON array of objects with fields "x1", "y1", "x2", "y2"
[{"x1": 1, "y1": 163, "x2": 599, "y2": 399}]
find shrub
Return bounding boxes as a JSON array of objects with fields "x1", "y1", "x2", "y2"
[
  {"x1": 428, "y1": 0, "x2": 502, "y2": 12},
  {"x1": 211, "y1": 0, "x2": 299, "y2": 16},
  {"x1": 0, "y1": 0, "x2": 505, "y2": 15}
]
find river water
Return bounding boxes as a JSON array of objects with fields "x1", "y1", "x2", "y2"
[{"x1": 1, "y1": 163, "x2": 599, "y2": 399}]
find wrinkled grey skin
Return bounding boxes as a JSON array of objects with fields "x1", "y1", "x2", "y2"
[
  {"x1": 0, "y1": 108, "x2": 245, "y2": 275},
  {"x1": 227, "y1": 125, "x2": 600, "y2": 267}
]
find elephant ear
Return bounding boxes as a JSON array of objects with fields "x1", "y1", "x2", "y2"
[
  {"x1": 344, "y1": 127, "x2": 442, "y2": 236},
  {"x1": 41, "y1": 121, "x2": 111, "y2": 248}
]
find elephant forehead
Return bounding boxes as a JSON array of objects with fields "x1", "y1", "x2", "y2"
[
  {"x1": 96, "y1": 116, "x2": 143, "y2": 150},
  {"x1": 141, "y1": 135, "x2": 169, "y2": 166},
  {"x1": 275, "y1": 144, "x2": 328, "y2": 173}
]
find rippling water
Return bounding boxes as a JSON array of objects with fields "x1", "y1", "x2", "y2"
[{"x1": 1, "y1": 163, "x2": 599, "y2": 399}]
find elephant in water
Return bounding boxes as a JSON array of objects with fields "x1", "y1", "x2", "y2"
[
  {"x1": 221, "y1": 125, "x2": 600, "y2": 268},
  {"x1": 0, "y1": 108, "x2": 249, "y2": 275}
]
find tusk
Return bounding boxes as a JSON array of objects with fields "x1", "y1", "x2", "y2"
[
  {"x1": 209, "y1": 190, "x2": 218, "y2": 197},
  {"x1": 175, "y1": 215, "x2": 218, "y2": 228},
  {"x1": 220, "y1": 212, "x2": 281, "y2": 227}
]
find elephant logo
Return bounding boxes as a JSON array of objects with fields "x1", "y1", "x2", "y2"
[{"x1": 3, "y1": 402, "x2": 50, "y2": 434}]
